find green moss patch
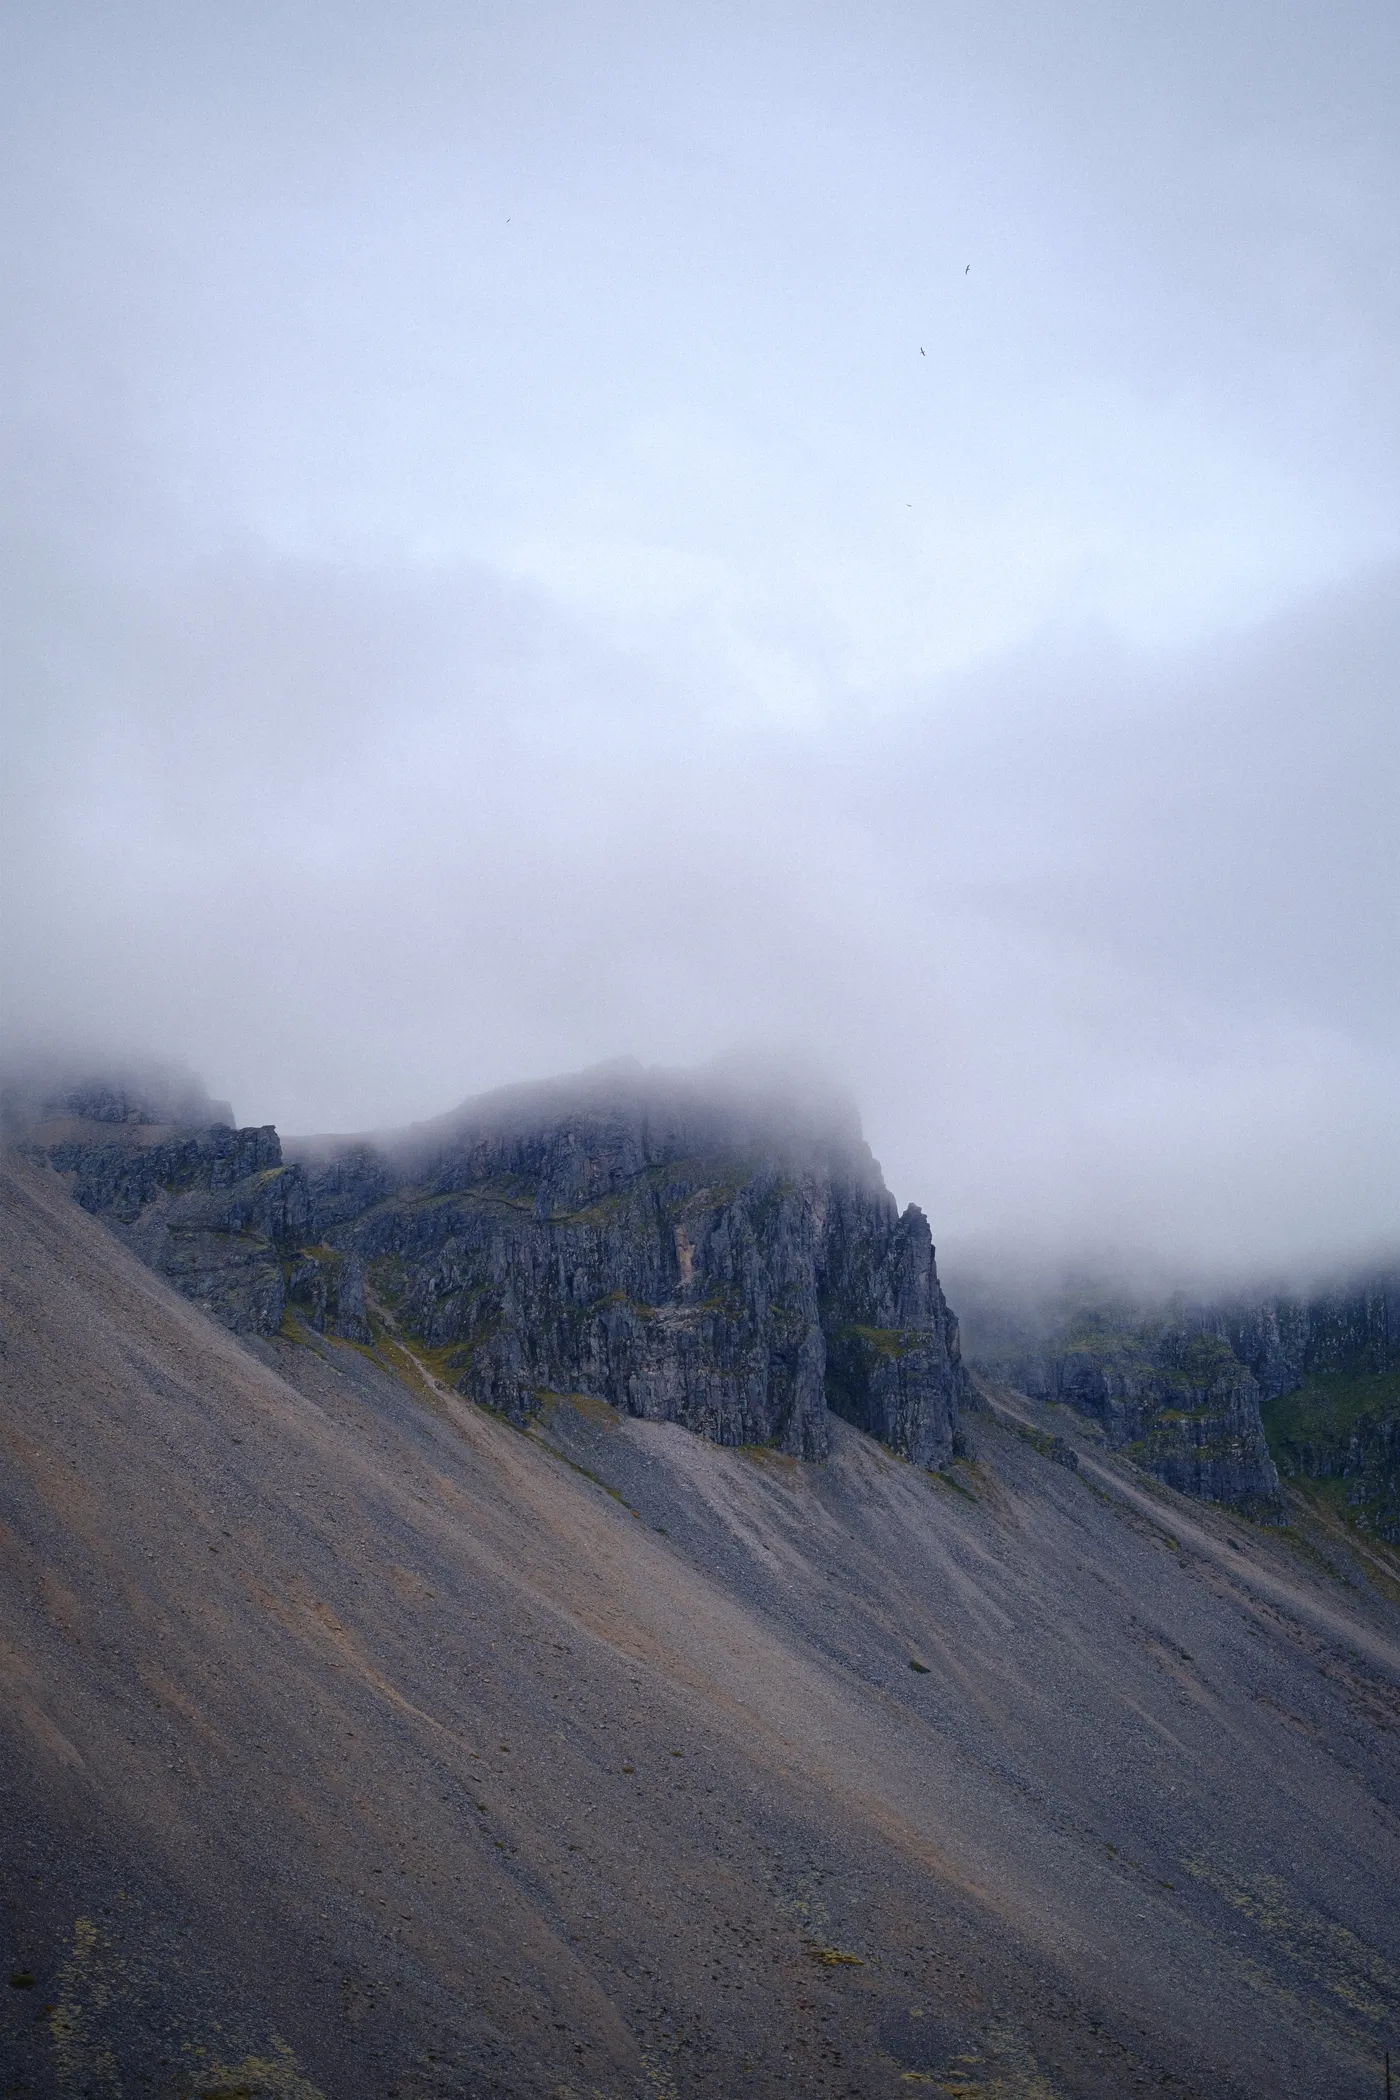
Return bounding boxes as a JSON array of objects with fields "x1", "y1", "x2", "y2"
[
  {"x1": 1262, "y1": 1369, "x2": 1400, "y2": 1474},
  {"x1": 836, "y1": 1322, "x2": 924, "y2": 1362}
]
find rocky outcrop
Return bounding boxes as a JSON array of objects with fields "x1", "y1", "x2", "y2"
[
  {"x1": 14, "y1": 1062, "x2": 971, "y2": 1465},
  {"x1": 819, "y1": 1192, "x2": 969, "y2": 1465},
  {"x1": 972, "y1": 1269, "x2": 1400, "y2": 1524},
  {"x1": 29, "y1": 1120, "x2": 312, "y2": 1337},
  {"x1": 1342, "y1": 1416, "x2": 1400, "y2": 1542},
  {"x1": 294, "y1": 1067, "x2": 972, "y2": 1463},
  {"x1": 1242, "y1": 1271, "x2": 1400, "y2": 1541},
  {"x1": 992, "y1": 1310, "x2": 1285, "y2": 1519},
  {"x1": 1221, "y1": 1274, "x2": 1400, "y2": 1400}
]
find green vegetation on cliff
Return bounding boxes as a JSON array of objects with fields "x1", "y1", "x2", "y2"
[{"x1": 1262, "y1": 1367, "x2": 1400, "y2": 1544}]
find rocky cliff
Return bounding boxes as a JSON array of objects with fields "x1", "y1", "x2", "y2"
[
  {"x1": 5, "y1": 1060, "x2": 309, "y2": 1336},
  {"x1": 977, "y1": 1307, "x2": 1286, "y2": 1519},
  {"x1": 1220, "y1": 1273, "x2": 1400, "y2": 1399},
  {"x1": 13, "y1": 1062, "x2": 971, "y2": 1467},
  {"x1": 9, "y1": 1146, "x2": 1400, "y2": 2100},
  {"x1": 1244, "y1": 1271, "x2": 1400, "y2": 1542},
  {"x1": 968, "y1": 1269, "x2": 1400, "y2": 1528}
]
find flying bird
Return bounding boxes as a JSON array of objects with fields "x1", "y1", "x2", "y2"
[{"x1": 965, "y1": 263, "x2": 970, "y2": 273}]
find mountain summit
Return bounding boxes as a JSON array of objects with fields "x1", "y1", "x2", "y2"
[
  {"x1": 3, "y1": 1066, "x2": 1400, "y2": 2095},
  {"x1": 15, "y1": 1060, "x2": 972, "y2": 1467}
]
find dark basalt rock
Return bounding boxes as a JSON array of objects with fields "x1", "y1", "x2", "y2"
[
  {"x1": 971, "y1": 1269, "x2": 1400, "y2": 1523},
  {"x1": 981, "y1": 1311, "x2": 1285, "y2": 1520},
  {"x1": 27, "y1": 1121, "x2": 312, "y2": 1338},
  {"x1": 819, "y1": 1194, "x2": 967, "y2": 1466},
  {"x1": 15, "y1": 1063, "x2": 971, "y2": 1464},
  {"x1": 1221, "y1": 1275, "x2": 1400, "y2": 1399},
  {"x1": 296, "y1": 1068, "x2": 972, "y2": 1463},
  {"x1": 1249, "y1": 1270, "x2": 1400, "y2": 1539},
  {"x1": 1344, "y1": 1415, "x2": 1400, "y2": 1541}
]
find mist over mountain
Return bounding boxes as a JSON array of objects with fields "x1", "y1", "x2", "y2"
[
  {"x1": 4, "y1": 1060, "x2": 1400, "y2": 2097},
  {"x1": 3, "y1": 0, "x2": 1398, "y2": 1282},
  {"x1": 10, "y1": 1046, "x2": 1397, "y2": 1547},
  {"x1": 3, "y1": 6, "x2": 1399, "y2": 2084}
]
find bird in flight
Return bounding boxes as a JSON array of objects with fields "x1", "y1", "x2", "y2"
[
  {"x1": 920, "y1": 347, "x2": 925, "y2": 355},
  {"x1": 965, "y1": 263, "x2": 970, "y2": 273}
]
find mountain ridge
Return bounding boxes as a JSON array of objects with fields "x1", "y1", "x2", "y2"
[
  {"x1": 13, "y1": 1060, "x2": 971, "y2": 1469},
  {"x1": 964, "y1": 1269, "x2": 1400, "y2": 1539},
  {"x1": 5, "y1": 1144, "x2": 1400, "y2": 2096}
]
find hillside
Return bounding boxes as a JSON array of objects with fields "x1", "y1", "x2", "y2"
[
  {"x1": 3, "y1": 1147, "x2": 1400, "y2": 2097},
  {"x1": 961, "y1": 1271, "x2": 1400, "y2": 1540},
  {"x1": 17, "y1": 1063, "x2": 972, "y2": 1465}
]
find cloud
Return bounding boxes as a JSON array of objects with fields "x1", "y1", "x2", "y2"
[
  {"x1": 2, "y1": 0, "x2": 1397, "y2": 1282},
  {"x1": 4, "y1": 510, "x2": 1395, "y2": 1275}
]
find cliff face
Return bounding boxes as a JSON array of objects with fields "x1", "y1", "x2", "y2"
[
  {"x1": 1222, "y1": 1276, "x2": 1400, "y2": 1399},
  {"x1": 1246, "y1": 1272, "x2": 1400, "y2": 1542},
  {"x1": 969, "y1": 1270, "x2": 1400, "y2": 1526},
  {"x1": 297, "y1": 1074, "x2": 971, "y2": 1464},
  {"x1": 17, "y1": 1066, "x2": 971, "y2": 1467},
  {"x1": 990, "y1": 1311, "x2": 1285, "y2": 1519},
  {"x1": 818, "y1": 1189, "x2": 967, "y2": 1465},
  {"x1": 34, "y1": 1122, "x2": 310, "y2": 1336}
]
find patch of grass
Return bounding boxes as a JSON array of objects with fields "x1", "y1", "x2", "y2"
[
  {"x1": 926, "y1": 1464, "x2": 979, "y2": 1503},
  {"x1": 738, "y1": 1443, "x2": 800, "y2": 1472},
  {"x1": 1007, "y1": 1420, "x2": 1064, "y2": 1460},
  {"x1": 1262, "y1": 1369, "x2": 1400, "y2": 1473},
  {"x1": 372, "y1": 1332, "x2": 454, "y2": 1404},
  {"x1": 534, "y1": 1387, "x2": 621, "y2": 1432},
  {"x1": 835, "y1": 1322, "x2": 924, "y2": 1362}
]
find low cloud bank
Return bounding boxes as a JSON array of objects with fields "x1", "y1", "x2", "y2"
[{"x1": 4, "y1": 535, "x2": 1396, "y2": 1285}]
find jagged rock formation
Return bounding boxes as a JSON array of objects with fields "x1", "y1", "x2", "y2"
[
  {"x1": 979, "y1": 1308, "x2": 1285, "y2": 1519},
  {"x1": 968, "y1": 1269, "x2": 1400, "y2": 1526},
  {"x1": 1340, "y1": 1417, "x2": 1400, "y2": 1541},
  {"x1": 6, "y1": 1067, "x2": 309, "y2": 1335},
  {"x1": 1244, "y1": 1272, "x2": 1400, "y2": 1541},
  {"x1": 12, "y1": 1061, "x2": 971, "y2": 1466},
  {"x1": 1221, "y1": 1274, "x2": 1400, "y2": 1399}
]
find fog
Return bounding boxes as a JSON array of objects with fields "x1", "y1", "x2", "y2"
[{"x1": 3, "y1": 1, "x2": 1397, "y2": 1282}]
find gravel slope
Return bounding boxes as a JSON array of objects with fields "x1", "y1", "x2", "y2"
[{"x1": 2, "y1": 1150, "x2": 1399, "y2": 2099}]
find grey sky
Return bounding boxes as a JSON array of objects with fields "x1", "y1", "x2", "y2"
[{"x1": 3, "y1": 0, "x2": 1398, "y2": 1278}]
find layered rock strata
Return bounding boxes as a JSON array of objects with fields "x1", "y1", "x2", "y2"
[
  {"x1": 987, "y1": 1312, "x2": 1285, "y2": 1518},
  {"x1": 14, "y1": 1063, "x2": 971, "y2": 1466},
  {"x1": 971, "y1": 1270, "x2": 1400, "y2": 1523}
]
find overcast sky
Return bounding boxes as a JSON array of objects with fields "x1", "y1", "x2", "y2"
[{"x1": 3, "y1": 0, "x2": 1397, "y2": 1282}]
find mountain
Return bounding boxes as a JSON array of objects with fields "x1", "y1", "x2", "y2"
[
  {"x1": 1220, "y1": 1277, "x2": 1400, "y2": 1543},
  {"x1": 4, "y1": 1078, "x2": 1400, "y2": 2096},
  {"x1": 965, "y1": 1302, "x2": 1286, "y2": 1519},
  {"x1": 14, "y1": 1062, "x2": 971, "y2": 1468},
  {"x1": 961, "y1": 1269, "x2": 1400, "y2": 1538}
]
